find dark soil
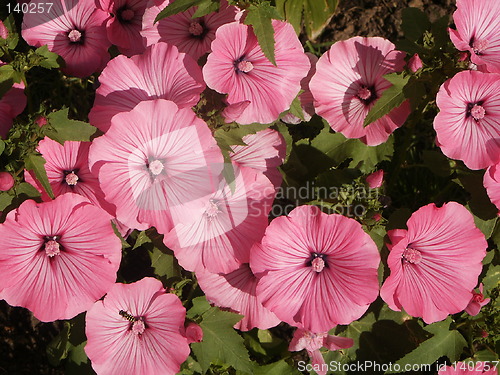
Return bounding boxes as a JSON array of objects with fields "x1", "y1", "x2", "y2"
[{"x1": 0, "y1": 1, "x2": 458, "y2": 374}]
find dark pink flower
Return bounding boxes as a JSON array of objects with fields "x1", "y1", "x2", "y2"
[
  {"x1": 250, "y1": 205, "x2": 380, "y2": 333},
  {"x1": 142, "y1": 0, "x2": 239, "y2": 61},
  {"x1": 164, "y1": 165, "x2": 275, "y2": 273},
  {"x1": 22, "y1": 0, "x2": 111, "y2": 77},
  {"x1": 289, "y1": 329, "x2": 354, "y2": 375},
  {"x1": 89, "y1": 99, "x2": 223, "y2": 234},
  {"x1": 229, "y1": 128, "x2": 286, "y2": 189},
  {"x1": 97, "y1": 0, "x2": 148, "y2": 56},
  {"x1": 85, "y1": 277, "x2": 190, "y2": 375},
  {"x1": 196, "y1": 263, "x2": 281, "y2": 331},
  {"x1": 439, "y1": 362, "x2": 498, "y2": 375},
  {"x1": 434, "y1": 70, "x2": 500, "y2": 170},
  {"x1": 203, "y1": 20, "x2": 310, "y2": 124},
  {"x1": 465, "y1": 283, "x2": 490, "y2": 316},
  {"x1": 484, "y1": 163, "x2": 500, "y2": 214},
  {"x1": 449, "y1": 0, "x2": 500, "y2": 73},
  {"x1": 380, "y1": 202, "x2": 487, "y2": 324},
  {"x1": 24, "y1": 137, "x2": 115, "y2": 215},
  {"x1": 408, "y1": 53, "x2": 423, "y2": 73},
  {"x1": 0, "y1": 193, "x2": 122, "y2": 322},
  {"x1": 366, "y1": 169, "x2": 384, "y2": 188},
  {"x1": 310, "y1": 36, "x2": 410, "y2": 146},
  {"x1": 0, "y1": 172, "x2": 14, "y2": 191},
  {"x1": 0, "y1": 63, "x2": 26, "y2": 139},
  {"x1": 89, "y1": 42, "x2": 205, "y2": 132}
]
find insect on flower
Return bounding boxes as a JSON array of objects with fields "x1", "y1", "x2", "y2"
[{"x1": 119, "y1": 310, "x2": 136, "y2": 322}]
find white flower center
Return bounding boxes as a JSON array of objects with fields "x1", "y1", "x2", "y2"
[
  {"x1": 65, "y1": 172, "x2": 79, "y2": 186},
  {"x1": 45, "y1": 239, "x2": 60, "y2": 257},
  {"x1": 148, "y1": 159, "x2": 164, "y2": 176},
  {"x1": 68, "y1": 29, "x2": 82, "y2": 43},
  {"x1": 237, "y1": 60, "x2": 254, "y2": 73}
]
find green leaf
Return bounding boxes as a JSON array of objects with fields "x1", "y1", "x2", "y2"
[
  {"x1": 276, "y1": 123, "x2": 293, "y2": 164},
  {"x1": 472, "y1": 213, "x2": 497, "y2": 240},
  {"x1": 302, "y1": 0, "x2": 338, "y2": 40},
  {"x1": 155, "y1": 0, "x2": 201, "y2": 22},
  {"x1": 244, "y1": 2, "x2": 283, "y2": 66},
  {"x1": 386, "y1": 319, "x2": 467, "y2": 374},
  {"x1": 47, "y1": 323, "x2": 71, "y2": 366},
  {"x1": 0, "y1": 63, "x2": 15, "y2": 100},
  {"x1": 275, "y1": 0, "x2": 303, "y2": 35},
  {"x1": 3, "y1": 15, "x2": 19, "y2": 50},
  {"x1": 253, "y1": 360, "x2": 301, "y2": 375},
  {"x1": 15, "y1": 182, "x2": 41, "y2": 198},
  {"x1": 482, "y1": 264, "x2": 499, "y2": 292},
  {"x1": 0, "y1": 139, "x2": 5, "y2": 155},
  {"x1": 192, "y1": 0, "x2": 219, "y2": 18},
  {"x1": 287, "y1": 93, "x2": 306, "y2": 121},
  {"x1": 132, "y1": 230, "x2": 151, "y2": 250},
  {"x1": 422, "y1": 150, "x2": 452, "y2": 177},
  {"x1": 111, "y1": 220, "x2": 130, "y2": 249},
  {"x1": 0, "y1": 192, "x2": 14, "y2": 211},
  {"x1": 45, "y1": 108, "x2": 96, "y2": 144},
  {"x1": 364, "y1": 73, "x2": 409, "y2": 127},
  {"x1": 190, "y1": 301, "x2": 251, "y2": 374},
  {"x1": 401, "y1": 8, "x2": 431, "y2": 42},
  {"x1": 35, "y1": 45, "x2": 63, "y2": 69},
  {"x1": 149, "y1": 246, "x2": 181, "y2": 278},
  {"x1": 24, "y1": 153, "x2": 54, "y2": 199}
]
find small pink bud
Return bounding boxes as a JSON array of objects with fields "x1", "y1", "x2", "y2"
[
  {"x1": 35, "y1": 116, "x2": 48, "y2": 127},
  {"x1": 408, "y1": 53, "x2": 423, "y2": 73},
  {"x1": 184, "y1": 322, "x2": 203, "y2": 343},
  {"x1": 366, "y1": 170, "x2": 384, "y2": 189},
  {"x1": 373, "y1": 213, "x2": 381, "y2": 222},
  {"x1": 0, "y1": 20, "x2": 8, "y2": 40},
  {"x1": 0, "y1": 172, "x2": 14, "y2": 191}
]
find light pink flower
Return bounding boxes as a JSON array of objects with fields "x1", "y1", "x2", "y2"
[
  {"x1": 142, "y1": 0, "x2": 238, "y2": 61},
  {"x1": 89, "y1": 42, "x2": 205, "y2": 132},
  {"x1": 438, "y1": 362, "x2": 498, "y2": 375},
  {"x1": 282, "y1": 52, "x2": 318, "y2": 124},
  {"x1": 164, "y1": 165, "x2": 275, "y2": 273},
  {"x1": 0, "y1": 63, "x2": 26, "y2": 139},
  {"x1": 366, "y1": 170, "x2": 384, "y2": 188},
  {"x1": 484, "y1": 163, "x2": 500, "y2": 214},
  {"x1": 380, "y1": 202, "x2": 487, "y2": 324},
  {"x1": 449, "y1": 0, "x2": 500, "y2": 73},
  {"x1": 203, "y1": 20, "x2": 310, "y2": 124},
  {"x1": 22, "y1": 0, "x2": 111, "y2": 77},
  {"x1": 0, "y1": 172, "x2": 14, "y2": 191},
  {"x1": 229, "y1": 128, "x2": 286, "y2": 189},
  {"x1": 250, "y1": 205, "x2": 380, "y2": 333},
  {"x1": 465, "y1": 283, "x2": 490, "y2": 316},
  {"x1": 97, "y1": 0, "x2": 149, "y2": 56},
  {"x1": 89, "y1": 99, "x2": 223, "y2": 234},
  {"x1": 310, "y1": 36, "x2": 410, "y2": 146},
  {"x1": 289, "y1": 329, "x2": 354, "y2": 375},
  {"x1": 0, "y1": 193, "x2": 122, "y2": 322},
  {"x1": 85, "y1": 277, "x2": 190, "y2": 375},
  {"x1": 24, "y1": 137, "x2": 115, "y2": 215},
  {"x1": 196, "y1": 263, "x2": 281, "y2": 331},
  {"x1": 434, "y1": 70, "x2": 500, "y2": 170}
]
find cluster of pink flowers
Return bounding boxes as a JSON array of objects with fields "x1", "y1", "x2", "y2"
[{"x1": 0, "y1": 0, "x2": 497, "y2": 374}]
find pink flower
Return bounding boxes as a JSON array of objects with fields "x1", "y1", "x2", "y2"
[
  {"x1": 434, "y1": 70, "x2": 500, "y2": 170},
  {"x1": 97, "y1": 0, "x2": 148, "y2": 56},
  {"x1": 0, "y1": 20, "x2": 8, "y2": 39},
  {"x1": 380, "y1": 202, "x2": 487, "y2": 324},
  {"x1": 408, "y1": 53, "x2": 423, "y2": 73},
  {"x1": 89, "y1": 42, "x2": 205, "y2": 132},
  {"x1": 484, "y1": 163, "x2": 500, "y2": 214},
  {"x1": 24, "y1": 137, "x2": 115, "y2": 215},
  {"x1": 22, "y1": 0, "x2": 111, "y2": 77},
  {"x1": 439, "y1": 362, "x2": 498, "y2": 375},
  {"x1": 0, "y1": 63, "x2": 26, "y2": 139},
  {"x1": 142, "y1": 0, "x2": 239, "y2": 61},
  {"x1": 310, "y1": 36, "x2": 410, "y2": 146},
  {"x1": 229, "y1": 128, "x2": 286, "y2": 189},
  {"x1": 282, "y1": 52, "x2": 318, "y2": 124},
  {"x1": 85, "y1": 277, "x2": 190, "y2": 375},
  {"x1": 289, "y1": 329, "x2": 354, "y2": 375},
  {"x1": 196, "y1": 263, "x2": 281, "y2": 331},
  {"x1": 0, "y1": 193, "x2": 122, "y2": 322},
  {"x1": 449, "y1": 0, "x2": 500, "y2": 73},
  {"x1": 203, "y1": 20, "x2": 310, "y2": 124},
  {"x1": 366, "y1": 169, "x2": 384, "y2": 188},
  {"x1": 250, "y1": 205, "x2": 380, "y2": 333},
  {"x1": 164, "y1": 165, "x2": 275, "y2": 273},
  {"x1": 183, "y1": 322, "x2": 203, "y2": 343},
  {"x1": 89, "y1": 99, "x2": 223, "y2": 234},
  {"x1": 0, "y1": 172, "x2": 14, "y2": 191},
  {"x1": 465, "y1": 283, "x2": 490, "y2": 316}
]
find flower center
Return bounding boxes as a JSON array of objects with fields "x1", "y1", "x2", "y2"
[
  {"x1": 148, "y1": 159, "x2": 164, "y2": 176},
  {"x1": 470, "y1": 38, "x2": 488, "y2": 55},
  {"x1": 205, "y1": 199, "x2": 222, "y2": 220},
  {"x1": 236, "y1": 60, "x2": 254, "y2": 73},
  {"x1": 68, "y1": 29, "x2": 82, "y2": 43},
  {"x1": 402, "y1": 247, "x2": 422, "y2": 265},
  {"x1": 189, "y1": 21, "x2": 204, "y2": 36},
  {"x1": 357, "y1": 86, "x2": 372, "y2": 100},
  {"x1": 132, "y1": 319, "x2": 146, "y2": 335},
  {"x1": 308, "y1": 252, "x2": 327, "y2": 272},
  {"x1": 45, "y1": 239, "x2": 60, "y2": 257},
  {"x1": 120, "y1": 8, "x2": 135, "y2": 21},
  {"x1": 65, "y1": 171, "x2": 79, "y2": 186},
  {"x1": 470, "y1": 104, "x2": 485, "y2": 120}
]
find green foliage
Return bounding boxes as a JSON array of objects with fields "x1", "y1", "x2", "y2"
[
  {"x1": 401, "y1": 8, "x2": 431, "y2": 42},
  {"x1": 24, "y1": 153, "x2": 54, "y2": 199},
  {"x1": 192, "y1": 0, "x2": 220, "y2": 18},
  {"x1": 155, "y1": 0, "x2": 205, "y2": 22},
  {"x1": 44, "y1": 108, "x2": 97, "y2": 145},
  {"x1": 34, "y1": 45, "x2": 63, "y2": 69},
  {"x1": 244, "y1": 2, "x2": 283, "y2": 66}
]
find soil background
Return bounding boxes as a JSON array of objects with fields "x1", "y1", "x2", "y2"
[{"x1": 0, "y1": 0, "x2": 456, "y2": 374}]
